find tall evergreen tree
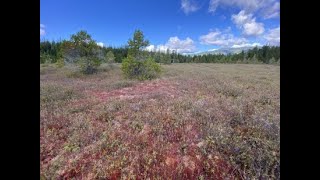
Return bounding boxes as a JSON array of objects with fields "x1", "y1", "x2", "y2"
[{"x1": 127, "y1": 29, "x2": 150, "y2": 59}]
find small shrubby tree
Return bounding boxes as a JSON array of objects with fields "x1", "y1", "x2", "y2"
[
  {"x1": 56, "y1": 57, "x2": 65, "y2": 68},
  {"x1": 121, "y1": 29, "x2": 161, "y2": 80},
  {"x1": 105, "y1": 51, "x2": 115, "y2": 64},
  {"x1": 61, "y1": 30, "x2": 102, "y2": 74},
  {"x1": 40, "y1": 53, "x2": 52, "y2": 64},
  {"x1": 269, "y1": 57, "x2": 276, "y2": 64},
  {"x1": 127, "y1": 29, "x2": 149, "y2": 58},
  {"x1": 251, "y1": 54, "x2": 259, "y2": 64},
  {"x1": 122, "y1": 56, "x2": 161, "y2": 80}
]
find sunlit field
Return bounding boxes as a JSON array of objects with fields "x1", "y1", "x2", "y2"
[{"x1": 40, "y1": 63, "x2": 280, "y2": 179}]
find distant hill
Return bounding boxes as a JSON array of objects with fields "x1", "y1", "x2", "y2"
[{"x1": 183, "y1": 46, "x2": 260, "y2": 56}]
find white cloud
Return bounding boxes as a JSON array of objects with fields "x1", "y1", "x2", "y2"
[
  {"x1": 40, "y1": 29, "x2": 45, "y2": 36},
  {"x1": 243, "y1": 22, "x2": 264, "y2": 36},
  {"x1": 231, "y1": 42, "x2": 262, "y2": 48},
  {"x1": 231, "y1": 10, "x2": 264, "y2": 36},
  {"x1": 199, "y1": 29, "x2": 247, "y2": 47},
  {"x1": 145, "y1": 36, "x2": 196, "y2": 53},
  {"x1": 40, "y1": 24, "x2": 45, "y2": 36},
  {"x1": 209, "y1": 0, "x2": 279, "y2": 19},
  {"x1": 231, "y1": 10, "x2": 253, "y2": 25},
  {"x1": 262, "y1": 2, "x2": 280, "y2": 19},
  {"x1": 96, "y1": 42, "x2": 104, "y2": 47},
  {"x1": 166, "y1": 37, "x2": 196, "y2": 53},
  {"x1": 181, "y1": 0, "x2": 199, "y2": 14},
  {"x1": 209, "y1": 0, "x2": 259, "y2": 13},
  {"x1": 158, "y1": 45, "x2": 170, "y2": 52},
  {"x1": 264, "y1": 26, "x2": 280, "y2": 45},
  {"x1": 145, "y1": 45, "x2": 155, "y2": 51}
]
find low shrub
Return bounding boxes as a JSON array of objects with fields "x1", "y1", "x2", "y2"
[
  {"x1": 78, "y1": 57, "x2": 101, "y2": 74},
  {"x1": 56, "y1": 58, "x2": 65, "y2": 68},
  {"x1": 121, "y1": 57, "x2": 161, "y2": 80}
]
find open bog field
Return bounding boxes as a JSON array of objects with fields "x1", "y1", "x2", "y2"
[{"x1": 40, "y1": 63, "x2": 280, "y2": 179}]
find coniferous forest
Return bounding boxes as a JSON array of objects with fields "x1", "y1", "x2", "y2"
[{"x1": 40, "y1": 39, "x2": 279, "y2": 65}]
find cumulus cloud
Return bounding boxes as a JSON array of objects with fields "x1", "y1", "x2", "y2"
[
  {"x1": 40, "y1": 24, "x2": 45, "y2": 36},
  {"x1": 264, "y1": 26, "x2": 280, "y2": 45},
  {"x1": 199, "y1": 29, "x2": 247, "y2": 47},
  {"x1": 166, "y1": 37, "x2": 196, "y2": 53},
  {"x1": 262, "y1": 2, "x2": 280, "y2": 19},
  {"x1": 96, "y1": 42, "x2": 104, "y2": 47},
  {"x1": 145, "y1": 45, "x2": 155, "y2": 51},
  {"x1": 231, "y1": 10, "x2": 264, "y2": 36},
  {"x1": 209, "y1": 0, "x2": 259, "y2": 13},
  {"x1": 181, "y1": 0, "x2": 199, "y2": 14},
  {"x1": 145, "y1": 36, "x2": 196, "y2": 53},
  {"x1": 209, "y1": 0, "x2": 279, "y2": 19},
  {"x1": 242, "y1": 22, "x2": 264, "y2": 36}
]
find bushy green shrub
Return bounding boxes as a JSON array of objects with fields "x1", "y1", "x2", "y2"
[
  {"x1": 61, "y1": 31, "x2": 103, "y2": 74},
  {"x1": 78, "y1": 57, "x2": 101, "y2": 74},
  {"x1": 121, "y1": 56, "x2": 161, "y2": 80},
  {"x1": 56, "y1": 58, "x2": 65, "y2": 68},
  {"x1": 40, "y1": 53, "x2": 53, "y2": 64},
  {"x1": 105, "y1": 51, "x2": 115, "y2": 64}
]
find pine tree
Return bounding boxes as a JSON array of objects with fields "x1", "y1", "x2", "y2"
[
  {"x1": 122, "y1": 30, "x2": 161, "y2": 80},
  {"x1": 127, "y1": 29, "x2": 150, "y2": 59},
  {"x1": 62, "y1": 30, "x2": 102, "y2": 74}
]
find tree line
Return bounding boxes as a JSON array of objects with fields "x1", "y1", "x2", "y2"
[{"x1": 40, "y1": 35, "x2": 279, "y2": 65}]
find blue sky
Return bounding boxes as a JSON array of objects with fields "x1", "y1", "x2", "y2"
[{"x1": 40, "y1": 0, "x2": 280, "y2": 53}]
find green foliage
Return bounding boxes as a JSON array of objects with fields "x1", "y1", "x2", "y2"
[
  {"x1": 61, "y1": 30, "x2": 103, "y2": 74},
  {"x1": 143, "y1": 57, "x2": 162, "y2": 78},
  {"x1": 105, "y1": 51, "x2": 115, "y2": 63},
  {"x1": 161, "y1": 49, "x2": 172, "y2": 64},
  {"x1": 70, "y1": 31, "x2": 97, "y2": 57},
  {"x1": 122, "y1": 30, "x2": 161, "y2": 80},
  {"x1": 121, "y1": 56, "x2": 161, "y2": 80},
  {"x1": 40, "y1": 40, "x2": 63, "y2": 63},
  {"x1": 251, "y1": 54, "x2": 259, "y2": 64},
  {"x1": 269, "y1": 57, "x2": 276, "y2": 64},
  {"x1": 40, "y1": 53, "x2": 53, "y2": 64},
  {"x1": 40, "y1": 29, "x2": 279, "y2": 65},
  {"x1": 78, "y1": 57, "x2": 101, "y2": 74},
  {"x1": 56, "y1": 58, "x2": 65, "y2": 68},
  {"x1": 104, "y1": 46, "x2": 128, "y2": 63},
  {"x1": 127, "y1": 29, "x2": 149, "y2": 58}
]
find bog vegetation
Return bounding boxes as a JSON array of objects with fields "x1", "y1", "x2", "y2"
[
  {"x1": 40, "y1": 29, "x2": 280, "y2": 179},
  {"x1": 41, "y1": 63, "x2": 280, "y2": 179}
]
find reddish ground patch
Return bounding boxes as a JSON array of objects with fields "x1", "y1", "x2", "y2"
[{"x1": 90, "y1": 80, "x2": 180, "y2": 101}]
